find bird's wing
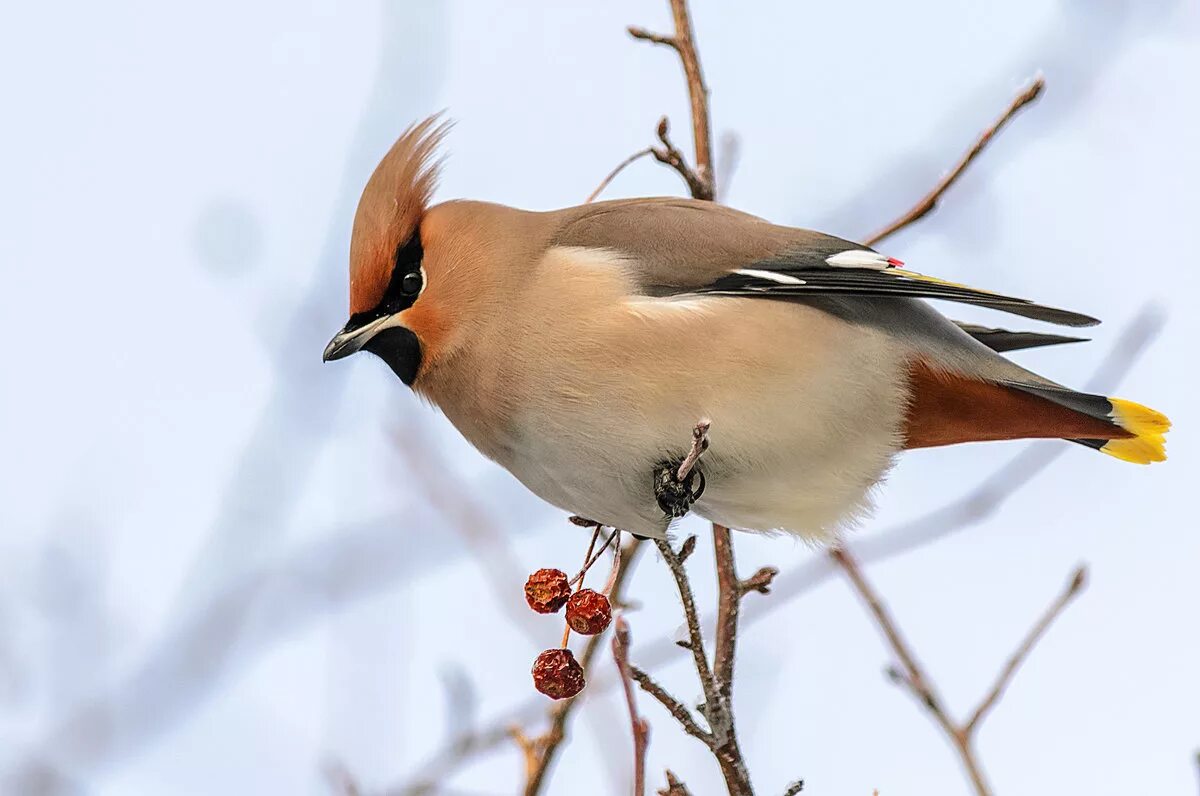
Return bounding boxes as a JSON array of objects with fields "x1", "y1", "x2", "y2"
[
  {"x1": 952, "y1": 323, "x2": 1087, "y2": 353},
  {"x1": 550, "y1": 198, "x2": 1099, "y2": 328}
]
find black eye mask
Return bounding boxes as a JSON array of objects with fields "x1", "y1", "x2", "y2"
[{"x1": 346, "y1": 232, "x2": 424, "y2": 328}]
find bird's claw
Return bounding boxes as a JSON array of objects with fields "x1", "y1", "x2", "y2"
[{"x1": 654, "y1": 460, "x2": 706, "y2": 518}]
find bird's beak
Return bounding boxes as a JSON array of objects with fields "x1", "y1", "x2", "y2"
[
  {"x1": 323, "y1": 313, "x2": 424, "y2": 386},
  {"x1": 322, "y1": 314, "x2": 393, "y2": 362}
]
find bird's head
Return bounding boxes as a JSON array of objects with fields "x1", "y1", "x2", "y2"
[{"x1": 322, "y1": 114, "x2": 451, "y2": 385}]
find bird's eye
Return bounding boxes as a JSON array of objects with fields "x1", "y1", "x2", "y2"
[{"x1": 400, "y1": 270, "x2": 423, "y2": 296}]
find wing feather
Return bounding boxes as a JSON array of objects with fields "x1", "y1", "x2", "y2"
[
  {"x1": 695, "y1": 260, "x2": 1100, "y2": 327},
  {"x1": 549, "y1": 198, "x2": 1099, "y2": 328}
]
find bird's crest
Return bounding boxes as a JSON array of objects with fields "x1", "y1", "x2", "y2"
[{"x1": 349, "y1": 113, "x2": 451, "y2": 314}]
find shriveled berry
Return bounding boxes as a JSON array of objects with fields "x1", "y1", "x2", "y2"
[
  {"x1": 525, "y1": 568, "x2": 571, "y2": 614},
  {"x1": 532, "y1": 648, "x2": 585, "y2": 699},
  {"x1": 565, "y1": 588, "x2": 612, "y2": 635}
]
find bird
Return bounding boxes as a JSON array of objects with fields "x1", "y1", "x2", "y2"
[{"x1": 323, "y1": 116, "x2": 1170, "y2": 541}]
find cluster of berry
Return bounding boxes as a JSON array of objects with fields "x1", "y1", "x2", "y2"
[{"x1": 523, "y1": 567, "x2": 614, "y2": 699}]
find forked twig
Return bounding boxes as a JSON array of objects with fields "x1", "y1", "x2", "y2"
[
  {"x1": 629, "y1": 0, "x2": 714, "y2": 199},
  {"x1": 830, "y1": 549, "x2": 1087, "y2": 796}
]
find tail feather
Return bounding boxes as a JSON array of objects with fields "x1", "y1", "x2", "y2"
[
  {"x1": 903, "y1": 362, "x2": 1170, "y2": 462},
  {"x1": 1098, "y1": 398, "x2": 1170, "y2": 463},
  {"x1": 1013, "y1": 385, "x2": 1170, "y2": 464}
]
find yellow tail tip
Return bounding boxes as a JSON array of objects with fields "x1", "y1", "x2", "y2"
[
  {"x1": 1104, "y1": 398, "x2": 1170, "y2": 464},
  {"x1": 1109, "y1": 398, "x2": 1171, "y2": 434}
]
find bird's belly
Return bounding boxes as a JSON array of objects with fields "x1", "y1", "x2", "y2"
[{"x1": 501, "y1": 300, "x2": 911, "y2": 540}]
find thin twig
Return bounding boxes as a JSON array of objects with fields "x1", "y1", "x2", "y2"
[
  {"x1": 613, "y1": 618, "x2": 650, "y2": 796},
  {"x1": 864, "y1": 75, "x2": 1044, "y2": 247},
  {"x1": 603, "y1": 531, "x2": 625, "y2": 596},
  {"x1": 830, "y1": 548, "x2": 990, "y2": 795},
  {"x1": 963, "y1": 566, "x2": 1087, "y2": 735},
  {"x1": 630, "y1": 665, "x2": 710, "y2": 743},
  {"x1": 629, "y1": 0, "x2": 716, "y2": 200},
  {"x1": 663, "y1": 0, "x2": 713, "y2": 196},
  {"x1": 652, "y1": 538, "x2": 720, "y2": 714},
  {"x1": 563, "y1": 527, "x2": 604, "y2": 648},
  {"x1": 585, "y1": 147, "x2": 655, "y2": 203},
  {"x1": 832, "y1": 550, "x2": 1089, "y2": 796},
  {"x1": 569, "y1": 526, "x2": 617, "y2": 589},
  {"x1": 647, "y1": 117, "x2": 712, "y2": 202},
  {"x1": 653, "y1": 531, "x2": 754, "y2": 794}
]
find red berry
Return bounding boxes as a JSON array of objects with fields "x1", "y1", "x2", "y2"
[
  {"x1": 565, "y1": 589, "x2": 612, "y2": 635},
  {"x1": 524, "y1": 568, "x2": 571, "y2": 614},
  {"x1": 532, "y1": 648, "x2": 585, "y2": 699}
]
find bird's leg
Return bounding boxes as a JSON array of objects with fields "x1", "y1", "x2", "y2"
[
  {"x1": 654, "y1": 419, "x2": 711, "y2": 518},
  {"x1": 676, "y1": 419, "x2": 711, "y2": 482}
]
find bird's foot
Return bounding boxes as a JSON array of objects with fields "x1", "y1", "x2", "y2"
[
  {"x1": 654, "y1": 462, "x2": 705, "y2": 517},
  {"x1": 653, "y1": 419, "x2": 711, "y2": 518}
]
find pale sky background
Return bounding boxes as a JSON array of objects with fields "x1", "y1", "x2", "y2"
[{"x1": 1, "y1": 1, "x2": 1197, "y2": 794}]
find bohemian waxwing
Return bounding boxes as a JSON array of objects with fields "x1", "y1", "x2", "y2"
[{"x1": 323, "y1": 117, "x2": 1170, "y2": 541}]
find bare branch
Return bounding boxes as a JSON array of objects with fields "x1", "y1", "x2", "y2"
[
  {"x1": 508, "y1": 725, "x2": 545, "y2": 789},
  {"x1": 652, "y1": 538, "x2": 720, "y2": 713},
  {"x1": 629, "y1": 665, "x2": 710, "y2": 743},
  {"x1": 653, "y1": 529, "x2": 755, "y2": 794},
  {"x1": 613, "y1": 618, "x2": 650, "y2": 796},
  {"x1": 832, "y1": 551, "x2": 1089, "y2": 796},
  {"x1": 649, "y1": 117, "x2": 712, "y2": 202},
  {"x1": 712, "y1": 525, "x2": 741, "y2": 694},
  {"x1": 630, "y1": 0, "x2": 715, "y2": 200},
  {"x1": 662, "y1": 0, "x2": 713, "y2": 196},
  {"x1": 585, "y1": 147, "x2": 656, "y2": 203},
  {"x1": 963, "y1": 566, "x2": 1088, "y2": 735},
  {"x1": 829, "y1": 550, "x2": 954, "y2": 724},
  {"x1": 830, "y1": 548, "x2": 991, "y2": 795},
  {"x1": 864, "y1": 75, "x2": 1045, "y2": 247}
]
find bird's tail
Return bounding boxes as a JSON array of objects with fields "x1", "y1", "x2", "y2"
[{"x1": 1012, "y1": 385, "x2": 1171, "y2": 464}]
